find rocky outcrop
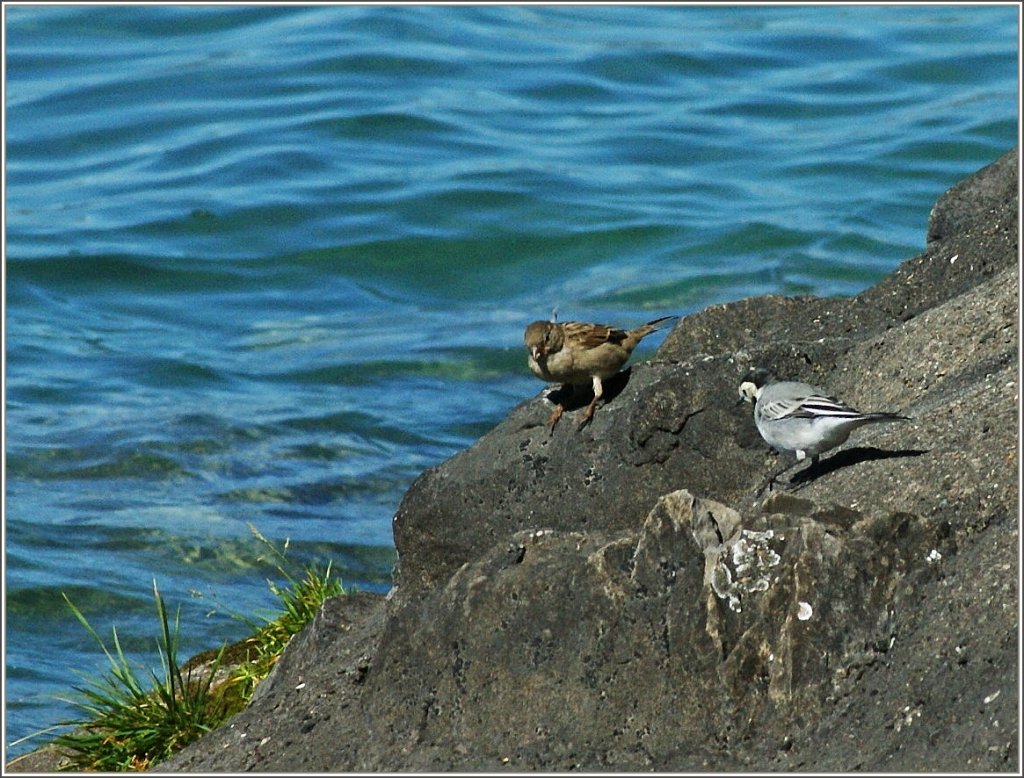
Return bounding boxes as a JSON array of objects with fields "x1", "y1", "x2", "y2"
[{"x1": 144, "y1": 149, "x2": 1018, "y2": 771}]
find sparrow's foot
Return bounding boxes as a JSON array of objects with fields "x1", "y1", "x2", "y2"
[
  {"x1": 547, "y1": 404, "x2": 565, "y2": 430},
  {"x1": 577, "y1": 398, "x2": 598, "y2": 428}
]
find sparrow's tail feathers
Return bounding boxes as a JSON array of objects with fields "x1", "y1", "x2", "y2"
[{"x1": 627, "y1": 315, "x2": 678, "y2": 344}]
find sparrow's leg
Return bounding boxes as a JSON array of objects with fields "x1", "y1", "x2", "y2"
[
  {"x1": 547, "y1": 403, "x2": 565, "y2": 429},
  {"x1": 578, "y1": 375, "x2": 604, "y2": 427}
]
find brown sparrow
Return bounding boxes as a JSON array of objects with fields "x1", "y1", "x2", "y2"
[{"x1": 524, "y1": 315, "x2": 676, "y2": 428}]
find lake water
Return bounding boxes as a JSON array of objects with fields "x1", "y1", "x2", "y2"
[{"x1": 4, "y1": 3, "x2": 1018, "y2": 758}]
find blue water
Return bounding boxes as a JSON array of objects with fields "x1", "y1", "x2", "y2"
[{"x1": 4, "y1": 4, "x2": 1018, "y2": 758}]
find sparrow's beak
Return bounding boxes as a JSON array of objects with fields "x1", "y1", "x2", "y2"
[{"x1": 530, "y1": 346, "x2": 544, "y2": 360}]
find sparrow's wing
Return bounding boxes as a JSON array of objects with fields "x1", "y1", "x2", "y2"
[{"x1": 564, "y1": 321, "x2": 628, "y2": 349}]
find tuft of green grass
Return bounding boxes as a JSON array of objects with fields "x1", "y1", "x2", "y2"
[
  {"x1": 220, "y1": 524, "x2": 346, "y2": 702},
  {"x1": 52, "y1": 528, "x2": 346, "y2": 771},
  {"x1": 53, "y1": 581, "x2": 229, "y2": 771}
]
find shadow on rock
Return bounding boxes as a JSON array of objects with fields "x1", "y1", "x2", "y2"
[
  {"x1": 544, "y1": 366, "x2": 633, "y2": 413},
  {"x1": 789, "y1": 446, "x2": 931, "y2": 486}
]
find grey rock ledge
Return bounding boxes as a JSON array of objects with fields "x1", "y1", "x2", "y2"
[{"x1": 99, "y1": 147, "x2": 1016, "y2": 773}]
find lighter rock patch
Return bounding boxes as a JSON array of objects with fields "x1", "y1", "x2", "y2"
[{"x1": 710, "y1": 528, "x2": 782, "y2": 612}]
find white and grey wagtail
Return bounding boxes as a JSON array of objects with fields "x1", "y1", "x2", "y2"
[{"x1": 738, "y1": 368, "x2": 911, "y2": 492}]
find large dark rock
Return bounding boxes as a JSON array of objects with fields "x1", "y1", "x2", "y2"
[{"x1": 137, "y1": 148, "x2": 1019, "y2": 771}]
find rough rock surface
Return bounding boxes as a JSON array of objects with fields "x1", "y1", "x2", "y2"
[{"x1": 12, "y1": 150, "x2": 1015, "y2": 773}]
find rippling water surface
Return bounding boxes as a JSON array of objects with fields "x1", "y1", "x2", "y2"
[{"x1": 4, "y1": 4, "x2": 1018, "y2": 756}]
